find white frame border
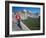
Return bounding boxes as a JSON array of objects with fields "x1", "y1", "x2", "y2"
[{"x1": 9, "y1": 3, "x2": 43, "y2": 35}]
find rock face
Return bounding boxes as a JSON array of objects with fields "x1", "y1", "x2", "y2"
[
  {"x1": 19, "y1": 12, "x2": 28, "y2": 20},
  {"x1": 20, "y1": 9, "x2": 40, "y2": 19}
]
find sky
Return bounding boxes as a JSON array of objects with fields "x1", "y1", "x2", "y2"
[{"x1": 12, "y1": 7, "x2": 40, "y2": 14}]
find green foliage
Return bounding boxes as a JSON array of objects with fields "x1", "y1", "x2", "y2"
[{"x1": 22, "y1": 17, "x2": 40, "y2": 30}]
